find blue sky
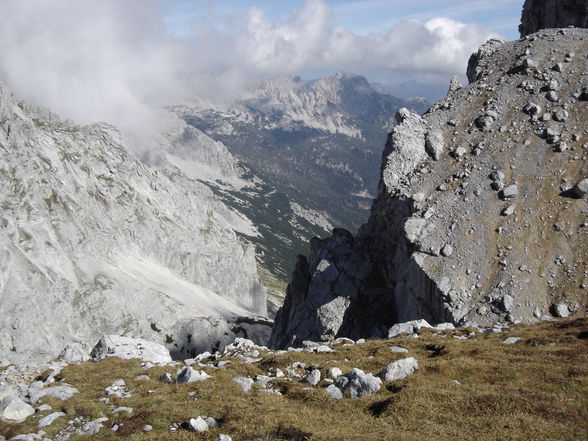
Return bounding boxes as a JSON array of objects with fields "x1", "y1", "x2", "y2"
[{"x1": 164, "y1": 0, "x2": 525, "y2": 40}]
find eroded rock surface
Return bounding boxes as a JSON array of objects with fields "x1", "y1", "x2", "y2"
[
  {"x1": 271, "y1": 29, "x2": 587, "y2": 348},
  {"x1": 0, "y1": 80, "x2": 268, "y2": 364}
]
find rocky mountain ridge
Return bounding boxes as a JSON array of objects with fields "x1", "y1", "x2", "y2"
[
  {"x1": 174, "y1": 72, "x2": 428, "y2": 279},
  {"x1": 271, "y1": 28, "x2": 587, "y2": 348},
  {"x1": 0, "y1": 80, "x2": 269, "y2": 364}
]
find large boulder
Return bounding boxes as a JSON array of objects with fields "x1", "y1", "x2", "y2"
[
  {"x1": 0, "y1": 396, "x2": 35, "y2": 422},
  {"x1": 378, "y1": 357, "x2": 419, "y2": 381},
  {"x1": 333, "y1": 369, "x2": 382, "y2": 398},
  {"x1": 90, "y1": 335, "x2": 172, "y2": 363}
]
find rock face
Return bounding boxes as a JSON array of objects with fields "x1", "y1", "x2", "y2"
[
  {"x1": 271, "y1": 29, "x2": 587, "y2": 348},
  {"x1": 0, "y1": 80, "x2": 267, "y2": 364},
  {"x1": 175, "y1": 72, "x2": 429, "y2": 280},
  {"x1": 519, "y1": 0, "x2": 588, "y2": 37}
]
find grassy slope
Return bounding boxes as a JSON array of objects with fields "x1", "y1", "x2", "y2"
[{"x1": 2, "y1": 319, "x2": 586, "y2": 441}]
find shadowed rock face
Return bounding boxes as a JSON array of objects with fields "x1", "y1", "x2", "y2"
[
  {"x1": 519, "y1": 0, "x2": 588, "y2": 37},
  {"x1": 270, "y1": 28, "x2": 588, "y2": 349}
]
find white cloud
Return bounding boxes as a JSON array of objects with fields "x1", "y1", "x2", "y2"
[{"x1": 0, "y1": 0, "x2": 496, "y2": 147}]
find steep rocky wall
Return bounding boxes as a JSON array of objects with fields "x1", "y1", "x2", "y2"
[
  {"x1": 0, "y1": 81, "x2": 268, "y2": 364},
  {"x1": 270, "y1": 29, "x2": 588, "y2": 348},
  {"x1": 520, "y1": 0, "x2": 588, "y2": 37}
]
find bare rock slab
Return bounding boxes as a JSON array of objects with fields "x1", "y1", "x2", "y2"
[
  {"x1": 0, "y1": 396, "x2": 35, "y2": 422},
  {"x1": 90, "y1": 335, "x2": 172, "y2": 363}
]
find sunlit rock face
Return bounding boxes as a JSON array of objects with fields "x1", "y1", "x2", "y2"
[
  {"x1": 0, "y1": 80, "x2": 267, "y2": 364},
  {"x1": 271, "y1": 28, "x2": 588, "y2": 348}
]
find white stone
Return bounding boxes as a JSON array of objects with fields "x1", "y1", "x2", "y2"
[
  {"x1": 378, "y1": 357, "x2": 419, "y2": 381},
  {"x1": 233, "y1": 377, "x2": 254, "y2": 392},
  {"x1": 325, "y1": 384, "x2": 343, "y2": 400},
  {"x1": 91, "y1": 336, "x2": 172, "y2": 363},
  {"x1": 502, "y1": 337, "x2": 523, "y2": 345},
  {"x1": 0, "y1": 396, "x2": 35, "y2": 422},
  {"x1": 176, "y1": 367, "x2": 211, "y2": 384},
  {"x1": 304, "y1": 369, "x2": 321, "y2": 386},
  {"x1": 59, "y1": 344, "x2": 89, "y2": 364},
  {"x1": 572, "y1": 178, "x2": 588, "y2": 198},
  {"x1": 38, "y1": 411, "x2": 66, "y2": 427},
  {"x1": 434, "y1": 323, "x2": 455, "y2": 331},
  {"x1": 81, "y1": 417, "x2": 108, "y2": 435},
  {"x1": 552, "y1": 303, "x2": 570, "y2": 318},
  {"x1": 333, "y1": 368, "x2": 382, "y2": 398},
  {"x1": 327, "y1": 367, "x2": 343, "y2": 378},
  {"x1": 390, "y1": 346, "x2": 409, "y2": 353},
  {"x1": 189, "y1": 416, "x2": 209, "y2": 432},
  {"x1": 29, "y1": 385, "x2": 79, "y2": 404},
  {"x1": 388, "y1": 319, "x2": 432, "y2": 338}
]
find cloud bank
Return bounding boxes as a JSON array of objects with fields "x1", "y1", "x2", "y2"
[{"x1": 0, "y1": 0, "x2": 496, "y2": 148}]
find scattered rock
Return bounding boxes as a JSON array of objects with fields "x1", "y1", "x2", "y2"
[
  {"x1": 523, "y1": 102, "x2": 541, "y2": 116},
  {"x1": 434, "y1": 323, "x2": 455, "y2": 331},
  {"x1": 219, "y1": 435, "x2": 233, "y2": 441},
  {"x1": 390, "y1": 346, "x2": 409, "y2": 353},
  {"x1": 502, "y1": 337, "x2": 523, "y2": 345},
  {"x1": 159, "y1": 373, "x2": 173, "y2": 383},
  {"x1": 304, "y1": 369, "x2": 321, "y2": 386},
  {"x1": 81, "y1": 417, "x2": 109, "y2": 436},
  {"x1": 0, "y1": 396, "x2": 35, "y2": 422},
  {"x1": 388, "y1": 319, "x2": 432, "y2": 338},
  {"x1": 29, "y1": 385, "x2": 79, "y2": 404},
  {"x1": 38, "y1": 411, "x2": 66, "y2": 427},
  {"x1": 255, "y1": 375, "x2": 272, "y2": 388},
  {"x1": 176, "y1": 367, "x2": 211, "y2": 384},
  {"x1": 325, "y1": 384, "x2": 343, "y2": 400},
  {"x1": 59, "y1": 344, "x2": 90, "y2": 364},
  {"x1": 142, "y1": 425, "x2": 153, "y2": 433},
  {"x1": 189, "y1": 416, "x2": 209, "y2": 432},
  {"x1": 501, "y1": 205, "x2": 515, "y2": 216},
  {"x1": 441, "y1": 244, "x2": 454, "y2": 257},
  {"x1": 333, "y1": 369, "x2": 382, "y2": 398},
  {"x1": 328, "y1": 367, "x2": 343, "y2": 378},
  {"x1": 551, "y1": 303, "x2": 570, "y2": 318},
  {"x1": 233, "y1": 377, "x2": 254, "y2": 392},
  {"x1": 378, "y1": 357, "x2": 419, "y2": 381},
  {"x1": 572, "y1": 178, "x2": 588, "y2": 198},
  {"x1": 90, "y1": 335, "x2": 172, "y2": 363},
  {"x1": 500, "y1": 184, "x2": 518, "y2": 199}
]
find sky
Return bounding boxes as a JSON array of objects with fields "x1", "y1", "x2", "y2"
[{"x1": 0, "y1": 0, "x2": 525, "y2": 149}]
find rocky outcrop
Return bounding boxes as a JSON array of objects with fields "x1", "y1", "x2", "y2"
[
  {"x1": 0, "y1": 80, "x2": 267, "y2": 364},
  {"x1": 90, "y1": 336, "x2": 172, "y2": 363},
  {"x1": 519, "y1": 0, "x2": 588, "y2": 37},
  {"x1": 271, "y1": 28, "x2": 587, "y2": 348}
]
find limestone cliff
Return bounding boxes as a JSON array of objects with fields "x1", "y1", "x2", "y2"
[
  {"x1": 519, "y1": 0, "x2": 588, "y2": 37},
  {"x1": 0, "y1": 81, "x2": 268, "y2": 364},
  {"x1": 271, "y1": 28, "x2": 587, "y2": 348}
]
